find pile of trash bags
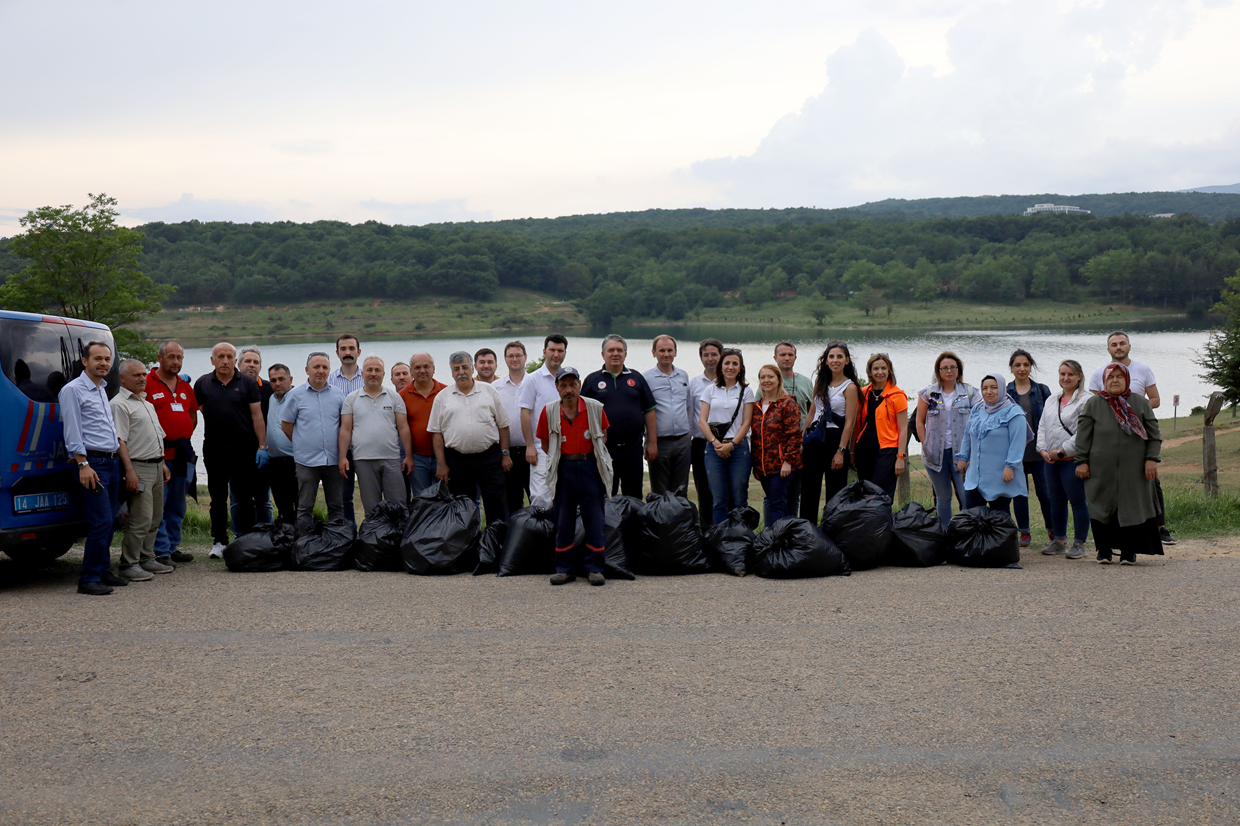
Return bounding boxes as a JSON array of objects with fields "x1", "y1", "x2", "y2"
[
  {"x1": 947, "y1": 507, "x2": 1021, "y2": 568},
  {"x1": 291, "y1": 519, "x2": 356, "y2": 571},
  {"x1": 751, "y1": 518, "x2": 850, "y2": 578},
  {"x1": 889, "y1": 502, "x2": 948, "y2": 567},
  {"x1": 630, "y1": 492, "x2": 709, "y2": 575},
  {"x1": 704, "y1": 506, "x2": 759, "y2": 576},
  {"x1": 223, "y1": 522, "x2": 294, "y2": 572},
  {"x1": 820, "y1": 481, "x2": 894, "y2": 570},
  {"x1": 400, "y1": 483, "x2": 479, "y2": 574},
  {"x1": 353, "y1": 501, "x2": 408, "y2": 572}
]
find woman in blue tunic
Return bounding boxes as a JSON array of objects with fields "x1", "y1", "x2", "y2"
[{"x1": 956, "y1": 375, "x2": 1032, "y2": 518}]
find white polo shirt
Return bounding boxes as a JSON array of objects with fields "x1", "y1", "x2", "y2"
[
  {"x1": 427, "y1": 380, "x2": 511, "y2": 454},
  {"x1": 518, "y1": 363, "x2": 560, "y2": 439}
]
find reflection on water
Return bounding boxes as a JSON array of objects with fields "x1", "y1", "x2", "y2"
[{"x1": 181, "y1": 319, "x2": 1220, "y2": 472}]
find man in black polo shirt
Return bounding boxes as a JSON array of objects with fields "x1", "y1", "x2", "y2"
[
  {"x1": 193, "y1": 342, "x2": 270, "y2": 557},
  {"x1": 581, "y1": 334, "x2": 657, "y2": 498}
]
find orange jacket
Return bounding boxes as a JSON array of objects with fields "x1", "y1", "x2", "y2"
[{"x1": 855, "y1": 383, "x2": 908, "y2": 449}]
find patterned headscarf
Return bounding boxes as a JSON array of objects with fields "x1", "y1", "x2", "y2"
[
  {"x1": 967, "y1": 374, "x2": 1032, "y2": 443},
  {"x1": 1100, "y1": 363, "x2": 1148, "y2": 440}
]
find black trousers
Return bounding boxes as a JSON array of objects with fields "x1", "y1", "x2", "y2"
[
  {"x1": 800, "y1": 426, "x2": 849, "y2": 521},
  {"x1": 690, "y1": 437, "x2": 714, "y2": 530},
  {"x1": 268, "y1": 456, "x2": 298, "y2": 526},
  {"x1": 854, "y1": 444, "x2": 898, "y2": 501},
  {"x1": 204, "y1": 442, "x2": 256, "y2": 544},
  {"x1": 608, "y1": 439, "x2": 644, "y2": 499},
  {"x1": 505, "y1": 447, "x2": 531, "y2": 514},
  {"x1": 445, "y1": 444, "x2": 509, "y2": 526},
  {"x1": 965, "y1": 488, "x2": 1012, "y2": 517}
]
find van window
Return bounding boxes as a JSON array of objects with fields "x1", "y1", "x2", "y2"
[{"x1": 1, "y1": 320, "x2": 70, "y2": 402}]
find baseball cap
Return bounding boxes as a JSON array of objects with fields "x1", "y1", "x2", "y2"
[{"x1": 555, "y1": 367, "x2": 581, "y2": 382}]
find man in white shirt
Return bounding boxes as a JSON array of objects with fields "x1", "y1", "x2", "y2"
[
  {"x1": 688, "y1": 338, "x2": 723, "y2": 529},
  {"x1": 1088, "y1": 330, "x2": 1172, "y2": 544},
  {"x1": 643, "y1": 334, "x2": 692, "y2": 495},
  {"x1": 339, "y1": 355, "x2": 415, "y2": 518},
  {"x1": 494, "y1": 340, "x2": 531, "y2": 512},
  {"x1": 519, "y1": 334, "x2": 568, "y2": 509},
  {"x1": 429, "y1": 351, "x2": 513, "y2": 524}
]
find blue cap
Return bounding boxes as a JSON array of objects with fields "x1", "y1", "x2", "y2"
[{"x1": 555, "y1": 367, "x2": 580, "y2": 382}]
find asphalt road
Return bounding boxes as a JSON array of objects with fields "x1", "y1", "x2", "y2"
[{"x1": 1, "y1": 545, "x2": 1237, "y2": 825}]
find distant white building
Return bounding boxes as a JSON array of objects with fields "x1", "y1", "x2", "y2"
[
  {"x1": 1023, "y1": 203, "x2": 1092, "y2": 216},
  {"x1": 1150, "y1": 213, "x2": 1176, "y2": 219}
]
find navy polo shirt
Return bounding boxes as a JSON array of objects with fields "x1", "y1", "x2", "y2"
[
  {"x1": 581, "y1": 366, "x2": 657, "y2": 444},
  {"x1": 193, "y1": 370, "x2": 261, "y2": 450}
]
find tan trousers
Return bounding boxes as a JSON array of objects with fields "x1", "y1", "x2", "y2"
[{"x1": 121, "y1": 462, "x2": 164, "y2": 566}]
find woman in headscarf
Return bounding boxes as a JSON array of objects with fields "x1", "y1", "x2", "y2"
[
  {"x1": 956, "y1": 374, "x2": 1032, "y2": 518},
  {"x1": 1074, "y1": 362, "x2": 1162, "y2": 565}
]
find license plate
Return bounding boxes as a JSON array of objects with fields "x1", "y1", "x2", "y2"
[{"x1": 13, "y1": 492, "x2": 70, "y2": 514}]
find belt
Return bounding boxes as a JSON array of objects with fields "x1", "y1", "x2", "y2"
[
  {"x1": 135, "y1": 457, "x2": 164, "y2": 464},
  {"x1": 86, "y1": 449, "x2": 119, "y2": 459},
  {"x1": 658, "y1": 434, "x2": 690, "y2": 440},
  {"x1": 560, "y1": 453, "x2": 590, "y2": 462}
]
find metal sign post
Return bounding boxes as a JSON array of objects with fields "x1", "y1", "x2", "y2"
[{"x1": 1173, "y1": 394, "x2": 1180, "y2": 430}]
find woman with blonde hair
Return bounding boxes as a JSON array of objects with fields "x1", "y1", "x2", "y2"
[
  {"x1": 750, "y1": 364, "x2": 803, "y2": 526},
  {"x1": 1036, "y1": 359, "x2": 1091, "y2": 559},
  {"x1": 853, "y1": 353, "x2": 908, "y2": 501}
]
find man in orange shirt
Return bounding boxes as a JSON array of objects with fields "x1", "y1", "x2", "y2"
[{"x1": 398, "y1": 352, "x2": 445, "y2": 496}]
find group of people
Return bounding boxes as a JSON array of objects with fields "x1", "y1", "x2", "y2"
[{"x1": 58, "y1": 328, "x2": 1170, "y2": 594}]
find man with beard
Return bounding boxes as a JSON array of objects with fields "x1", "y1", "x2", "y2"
[{"x1": 474, "y1": 348, "x2": 498, "y2": 383}]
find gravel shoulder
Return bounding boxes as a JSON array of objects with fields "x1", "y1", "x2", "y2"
[{"x1": 2, "y1": 541, "x2": 1238, "y2": 825}]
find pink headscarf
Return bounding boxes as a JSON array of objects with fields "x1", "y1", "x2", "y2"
[{"x1": 1100, "y1": 363, "x2": 1148, "y2": 440}]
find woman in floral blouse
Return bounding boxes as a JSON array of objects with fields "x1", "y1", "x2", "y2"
[{"x1": 750, "y1": 364, "x2": 804, "y2": 528}]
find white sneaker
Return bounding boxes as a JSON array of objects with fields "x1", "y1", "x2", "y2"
[{"x1": 209, "y1": 542, "x2": 226, "y2": 559}]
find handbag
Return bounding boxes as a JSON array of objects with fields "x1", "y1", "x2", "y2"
[
  {"x1": 709, "y1": 393, "x2": 743, "y2": 442},
  {"x1": 804, "y1": 385, "x2": 847, "y2": 445}
]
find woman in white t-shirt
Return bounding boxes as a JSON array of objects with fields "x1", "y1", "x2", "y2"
[
  {"x1": 800, "y1": 342, "x2": 860, "y2": 520},
  {"x1": 697, "y1": 348, "x2": 756, "y2": 525}
]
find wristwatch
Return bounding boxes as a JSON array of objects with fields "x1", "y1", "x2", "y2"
[
  {"x1": 897, "y1": 452, "x2": 908, "y2": 459},
  {"x1": 77, "y1": 461, "x2": 89, "y2": 469},
  {"x1": 501, "y1": 449, "x2": 510, "y2": 456}
]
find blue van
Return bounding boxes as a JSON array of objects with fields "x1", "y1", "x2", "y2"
[{"x1": 0, "y1": 310, "x2": 118, "y2": 563}]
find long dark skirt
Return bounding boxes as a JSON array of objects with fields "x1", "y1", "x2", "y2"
[{"x1": 1091, "y1": 514, "x2": 1163, "y2": 559}]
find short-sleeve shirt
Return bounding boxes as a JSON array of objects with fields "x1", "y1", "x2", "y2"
[
  {"x1": 537, "y1": 399, "x2": 610, "y2": 455},
  {"x1": 494, "y1": 373, "x2": 527, "y2": 447},
  {"x1": 689, "y1": 373, "x2": 715, "y2": 433},
  {"x1": 1089, "y1": 360, "x2": 1157, "y2": 398},
  {"x1": 782, "y1": 372, "x2": 813, "y2": 428},
  {"x1": 279, "y1": 382, "x2": 345, "y2": 466},
  {"x1": 518, "y1": 364, "x2": 560, "y2": 440},
  {"x1": 581, "y1": 367, "x2": 657, "y2": 443},
  {"x1": 701, "y1": 383, "x2": 757, "y2": 441},
  {"x1": 643, "y1": 365, "x2": 692, "y2": 437},
  {"x1": 342, "y1": 386, "x2": 407, "y2": 461},
  {"x1": 399, "y1": 380, "x2": 447, "y2": 456},
  {"x1": 427, "y1": 381, "x2": 510, "y2": 454},
  {"x1": 145, "y1": 371, "x2": 198, "y2": 455},
  {"x1": 193, "y1": 371, "x2": 261, "y2": 450}
]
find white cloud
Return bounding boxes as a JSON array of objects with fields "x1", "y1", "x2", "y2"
[{"x1": 122, "y1": 193, "x2": 281, "y2": 224}]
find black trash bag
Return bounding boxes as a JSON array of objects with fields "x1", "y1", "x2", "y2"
[
  {"x1": 821, "y1": 480, "x2": 894, "y2": 571},
  {"x1": 947, "y1": 507, "x2": 1022, "y2": 568},
  {"x1": 571, "y1": 501, "x2": 638, "y2": 580},
  {"x1": 353, "y1": 501, "x2": 409, "y2": 572},
  {"x1": 473, "y1": 520, "x2": 507, "y2": 576},
  {"x1": 704, "y1": 506, "x2": 759, "y2": 576},
  {"x1": 890, "y1": 502, "x2": 948, "y2": 567},
  {"x1": 400, "y1": 482, "x2": 480, "y2": 575},
  {"x1": 291, "y1": 518, "x2": 356, "y2": 571},
  {"x1": 224, "y1": 522, "x2": 294, "y2": 572},
  {"x1": 751, "y1": 518, "x2": 850, "y2": 579},
  {"x1": 497, "y1": 507, "x2": 557, "y2": 576},
  {"x1": 632, "y1": 491, "x2": 709, "y2": 575}
]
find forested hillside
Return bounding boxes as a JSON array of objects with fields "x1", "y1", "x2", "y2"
[{"x1": 3, "y1": 210, "x2": 1239, "y2": 326}]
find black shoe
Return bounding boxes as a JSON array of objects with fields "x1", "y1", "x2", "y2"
[
  {"x1": 1097, "y1": 553, "x2": 1113, "y2": 565},
  {"x1": 1120, "y1": 554, "x2": 1137, "y2": 566},
  {"x1": 170, "y1": 551, "x2": 195, "y2": 563},
  {"x1": 550, "y1": 573, "x2": 576, "y2": 585},
  {"x1": 1159, "y1": 528, "x2": 1176, "y2": 546},
  {"x1": 78, "y1": 581, "x2": 114, "y2": 596},
  {"x1": 587, "y1": 572, "x2": 605, "y2": 586},
  {"x1": 100, "y1": 571, "x2": 130, "y2": 587}
]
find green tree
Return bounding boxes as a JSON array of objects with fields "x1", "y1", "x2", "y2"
[
  {"x1": 807, "y1": 297, "x2": 832, "y2": 326},
  {"x1": 1, "y1": 193, "x2": 169, "y2": 359},
  {"x1": 854, "y1": 285, "x2": 882, "y2": 316},
  {"x1": 1030, "y1": 256, "x2": 1071, "y2": 300},
  {"x1": 1081, "y1": 249, "x2": 1137, "y2": 303},
  {"x1": 1197, "y1": 270, "x2": 1240, "y2": 406},
  {"x1": 556, "y1": 262, "x2": 593, "y2": 298}
]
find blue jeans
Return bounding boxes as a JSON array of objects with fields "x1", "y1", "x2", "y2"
[
  {"x1": 704, "y1": 440, "x2": 751, "y2": 525},
  {"x1": 925, "y1": 448, "x2": 967, "y2": 530},
  {"x1": 1013, "y1": 459, "x2": 1052, "y2": 535},
  {"x1": 1046, "y1": 460, "x2": 1090, "y2": 543},
  {"x1": 411, "y1": 454, "x2": 437, "y2": 496},
  {"x1": 154, "y1": 460, "x2": 190, "y2": 558},
  {"x1": 80, "y1": 457, "x2": 120, "y2": 583},
  {"x1": 758, "y1": 469, "x2": 800, "y2": 528}
]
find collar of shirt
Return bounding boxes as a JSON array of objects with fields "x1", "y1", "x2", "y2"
[
  {"x1": 117, "y1": 386, "x2": 145, "y2": 402},
  {"x1": 450, "y1": 382, "x2": 484, "y2": 397}
]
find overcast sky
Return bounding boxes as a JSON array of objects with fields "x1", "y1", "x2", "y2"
[{"x1": 2, "y1": 0, "x2": 1237, "y2": 236}]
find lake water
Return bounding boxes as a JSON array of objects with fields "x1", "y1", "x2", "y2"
[{"x1": 180, "y1": 321, "x2": 1219, "y2": 471}]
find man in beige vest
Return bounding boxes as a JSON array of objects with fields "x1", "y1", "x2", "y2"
[
  {"x1": 536, "y1": 367, "x2": 612, "y2": 586},
  {"x1": 111, "y1": 359, "x2": 174, "y2": 581}
]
